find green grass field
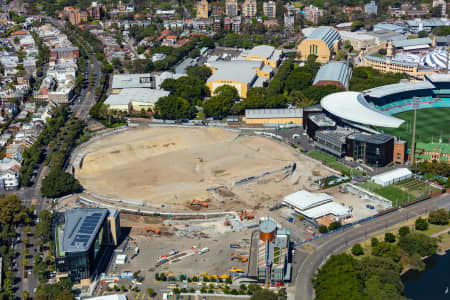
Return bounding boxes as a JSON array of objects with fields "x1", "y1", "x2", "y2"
[
  {"x1": 307, "y1": 150, "x2": 362, "y2": 175},
  {"x1": 380, "y1": 108, "x2": 450, "y2": 145},
  {"x1": 359, "y1": 178, "x2": 437, "y2": 206}
]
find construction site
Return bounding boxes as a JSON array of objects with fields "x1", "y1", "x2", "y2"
[{"x1": 75, "y1": 127, "x2": 331, "y2": 211}]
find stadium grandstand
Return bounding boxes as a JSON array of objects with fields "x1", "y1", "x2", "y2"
[{"x1": 320, "y1": 73, "x2": 450, "y2": 130}]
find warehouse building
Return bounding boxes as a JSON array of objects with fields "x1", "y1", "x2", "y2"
[
  {"x1": 297, "y1": 27, "x2": 340, "y2": 63},
  {"x1": 239, "y1": 45, "x2": 282, "y2": 68},
  {"x1": 282, "y1": 190, "x2": 351, "y2": 225},
  {"x1": 313, "y1": 61, "x2": 352, "y2": 89},
  {"x1": 54, "y1": 208, "x2": 120, "y2": 286},
  {"x1": 371, "y1": 168, "x2": 412, "y2": 187},
  {"x1": 244, "y1": 108, "x2": 303, "y2": 125},
  {"x1": 206, "y1": 60, "x2": 265, "y2": 98},
  {"x1": 111, "y1": 73, "x2": 152, "y2": 94},
  {"x1": 104, "y1": 88, "x2": 170, "y2": 112}
]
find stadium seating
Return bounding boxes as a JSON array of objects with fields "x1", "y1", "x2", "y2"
[{"x1": 376, "y1": 96, "x2": 450, "y2": 115}]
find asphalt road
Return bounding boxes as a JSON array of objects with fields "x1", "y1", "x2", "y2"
[{"x1": 294, "y1": 193, "x2": 450, "y2": 300}]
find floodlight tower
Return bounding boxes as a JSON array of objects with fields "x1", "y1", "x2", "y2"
[{"x1": 410, "y1": 97, "x2": 420, "y2": 167}]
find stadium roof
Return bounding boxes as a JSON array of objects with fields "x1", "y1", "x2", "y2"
[
  {"x1": 320, "y1": 91, "x2": 404, "y2": 128},
  {"x1": 240, "y1": 45, "x2": 275, "y2": 59},
  {"x1": 363, "y1": 80, "x2": 435, "y2": 98},
  {"x1": 112, "y1": 74, "x2": 152, "y2": 89},
  {"x1": 282, "y1": 190, "x2": 333, "y2": 211},
  {"x1": 62, "y1": 208, "x2": 108, "y2": 253},
  {"x1": 207, "y1": 60, "x2": 261, "y2": 85},
  {"x1": 393, "y1": 37, "x2": 432, "y2": 49},
  {"x1": 301, "y1": 202, "x2": 351, "y2": 219},
  {"x1": 425, "y1": 73, "x2": 450, "y2": 83},
  {"x1": 313, "y1": 61, "x2": 352, "y2": 88},
  {"x1": 104, "y1": 88, "x2": 170, "y2": 106},
  {"x1": 245, "y1": 108, "x2": 302, "y2": 119},
  {"x1": 307, "y1": 27, "x2": 340, "y2": 50}
]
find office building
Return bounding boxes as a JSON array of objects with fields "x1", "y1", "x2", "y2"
[
  {"x1": 242, "y1": 0, "x2": 257, "y2": 17},
  {"x1": 55, "y1": 208, "x2": 120, "y2": 286},
  {"x1": 364, "y1": 1, "x2": 378, "y2": 15},
  {"x1": 226, "y1": 0, "x2": 238, "y2": 17},
  {"x1": 196, "y1": 0, "x2": 209, "y2": 19},
  {"x1": 346, "y1": 133, "x2": 394, "y2": 167},
  {"x1": 263, "y1": 1, "x2": 276, "y2": 19},
  {"x1": 393, "y1": 140, "x2": 407, "y2": 164}
]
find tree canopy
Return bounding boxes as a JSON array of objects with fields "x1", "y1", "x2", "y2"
[{"x1": 154, "y1": 95, "x2": 197, "y2": 120}]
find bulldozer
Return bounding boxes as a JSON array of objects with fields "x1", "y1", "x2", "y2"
[
  {"x1": 144, "y1": 226, "x2": 160, "y2": 234},
  {"x1": 240, "y1": 210, "x2": 254, "y2": 221},
  {"x1": 191, "y1": 200, "x2": 208, "y2": 208},
  {"x1": 231, "y1": 253, "x2": 248, "y2": 263}
]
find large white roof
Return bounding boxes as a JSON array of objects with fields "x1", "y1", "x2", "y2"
[
  {"x1": 302, "y1": 202, "x2": 351, "y2": 219},
  {"x1": 104, "y1": 88, "x2": 170, "y2": 106},
  {"x1": 87, "y1": 295, "x2": 127, "y2": 300},
  {"x1": 320, "y1": 91, "x2": 404, "y2": 128},
  {"x1": 371, "y1": 168, "x2": 412, "y2": 185},
  {"x1": 282, "y1": 190, "x2": 333, "y2": 210}
]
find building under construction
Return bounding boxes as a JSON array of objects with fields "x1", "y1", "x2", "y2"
[{"x1": 256, "y1": 217, "x2": 292, "y2": 285}]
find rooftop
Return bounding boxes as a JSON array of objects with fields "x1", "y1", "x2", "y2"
[
  {"x1": 371, "y1": 168, "x2": 412, "y2": 183},
  {"x1": 207, "y1": 60, "x2": 262, "y2": 85},
  {"x1": 61, "y1": 208, "x2": 108, "y2": 253},
  {"x1": 353, "y1": 133, "x2": 394, "y2": 144},
  {"x1": 364, "y1": 55, "x2": 419, "y2": 67},
  {"x1": 416, "y1": 142, "x2": 450, "y2": 154},
  {"x1": 240, "y1": 45, "x2": 275, "y2": 59},
  {"x1": 363, "y1": 80, "x2": 435, "y2": 98},
  {"x1": 393, "y1": 37, "x2": 432, "y2": 48},
  {"x1": 320, "y1": 91, "x2": 404, "y2": 128},
  {"x1": 301, "y1": 202, "x2": 351, "y2": 219},
  {"x1": 313, "y1": 61, "x2": 352, "y2": 88},
  {"x1": 282, "y1": 190, "x2": 333, "y2": 211},
  {"x1": 308, "y1": 113, "x2": 336, "y2": 127},
  {"x1": 245, "y1": 108, "x2": 302, "y2": 119},
  {"x1": 104, "y1": 88, "x2": 170, "y2": 106},
  {"x1": 307, "y1": 27, "x2": 340, "y2": 50},
  {"x1": 111, "y1": 74, "x2": 152, "y2": 89},
  {"x1": 425, "y1": 73, "x2": 450, "y2": 83}
]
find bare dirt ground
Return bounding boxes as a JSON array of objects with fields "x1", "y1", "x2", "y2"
[{"x1": 76, "y1": 127, "x2": 329, "y2": 208}]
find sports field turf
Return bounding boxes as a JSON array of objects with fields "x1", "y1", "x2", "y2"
[{"x1": 380, "y1": 108, "x2": 450, "y2": 145}]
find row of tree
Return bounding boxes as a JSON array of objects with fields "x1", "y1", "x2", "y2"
[{"x1": 314, "y1": 223, "x2": 438, "y2": 299}]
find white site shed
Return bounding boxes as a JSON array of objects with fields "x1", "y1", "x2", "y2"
[
  {"x1": 371, "y1": 168, "x2": 412, "y2": 187},
  {"x1": 301, "y1": 202, "x2": 351, "y2": 220},
  {"x1": 282, "y1": 190, "x2": 333, "y2": 212}
]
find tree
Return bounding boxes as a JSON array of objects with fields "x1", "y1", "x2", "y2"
[
  {"x1": 312, "y1": 253, "x2": 366, "y2": 300},
  {"x1": 428, "y1": 209, "x2": 449, "y2": 225},
  {"x1": 398, "y1": 226, "x2": 410, "y2": 237},
  {"x1": 41, "y1": 170, "x2": 83, "y2": 198},
  {"x1": 418, "y1": 31, "x2": 429, "y2": 38},
  {"x1": 203, "y1": 95, "x2": 233, "y2": 119},
  {"x1": 398, "y1": 232, "x2": 437, "y2": 257},
  {"x1": 384, "y1": 232, "x2": 396, "y2": 243},
  {"x1": 328, "y1": 221, "x2": 341, "y2": 231},
  {"x1": 318, "y1": 225, "x2": 328, "y2": 233},
  {"x1": 214, "y1": 85, "x2": 239, "y2": 101},
  {"x1": 0, "y1": 195, "x2": 30, "y2": 226},
  {"x1": 351, "y1": 243, "x2": 364, "y2": 256},
  {"x1": 154, "y1": 96, "x2": 196, "y2": 120},
  {"x1": 186, "y1": 65, "x2": 212, "y2": 82},
  {"x1": 250, "y1": 289, "x2": 279, "y2": 299},
  {"x1": 351, "y1": 20, "x2": 363, "y2": 31},
  {"x1": 371, "y1": 242, "x2": 400, "y2": 262},
  {"x1": 415, "y1": 217, "x2": 429, "y2": 231},
  {"x1": 285, "y1": 70, "x2": 313, "y2": 92}
]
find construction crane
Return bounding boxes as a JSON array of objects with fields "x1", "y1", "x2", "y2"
[
  {"x1": 240, "y1": 211, "x2": 254, "y2": 221},
  {"x1": 191, "y1": 200, "x2": 208, "y2": 208},
  {"x1": 231, "y1": 253, "x2": 248, "y2": 262},
  {"x1": 144, "y1": 226, "x2": 160, "y2": 234}
]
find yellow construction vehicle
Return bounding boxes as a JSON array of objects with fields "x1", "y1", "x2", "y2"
[{"x1": 229, "y1": 268, "x2": 244, "y2": 273}]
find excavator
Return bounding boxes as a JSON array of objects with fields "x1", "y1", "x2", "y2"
[
  {"x1": 144, "y1": 226, "x2": 160, "y2": 234},
  {"x1": 191, "y1": 200, "x2": 208, "y2": 208},
  {"x1": 231, "y1": 253, "x2": 248, "y2": 262},
  {"x1": 240, "y1": 210, "x2": 254, "y2": 221},
  {"x1": 229, "y1": 268, "x2": 244, "y2": 273}
]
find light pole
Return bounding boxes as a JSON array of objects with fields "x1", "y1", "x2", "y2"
[{"x1": 410, "y1": 97, "x2": 420, "y2": 169}]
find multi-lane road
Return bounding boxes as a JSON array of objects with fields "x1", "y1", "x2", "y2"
[{"x1": 294, "y1": 193, "x2": 450, "y2": 300}]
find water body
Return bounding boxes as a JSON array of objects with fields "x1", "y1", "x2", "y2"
[{"x1": 403, "y1": 251, "x2": 450, "y2": 299}]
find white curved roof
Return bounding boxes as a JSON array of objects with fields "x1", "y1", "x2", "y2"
[{"x1": 320, "y1": 91, "x2": 404, "y2": 128}]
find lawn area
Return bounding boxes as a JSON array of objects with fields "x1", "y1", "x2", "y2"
[
  {"x1": 380, "y1": 108, "x2": 450, "y2": 145},
  {"x1": 359, "y1": 178, "x2": 436, "y2": 206},
  {"x1": 307, "y1": 150, "x2": 362, "y2": 175}
]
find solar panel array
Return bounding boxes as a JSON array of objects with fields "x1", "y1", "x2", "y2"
[{"x1": 70, "y1": 213, "x2": 103, "y2": 247}]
